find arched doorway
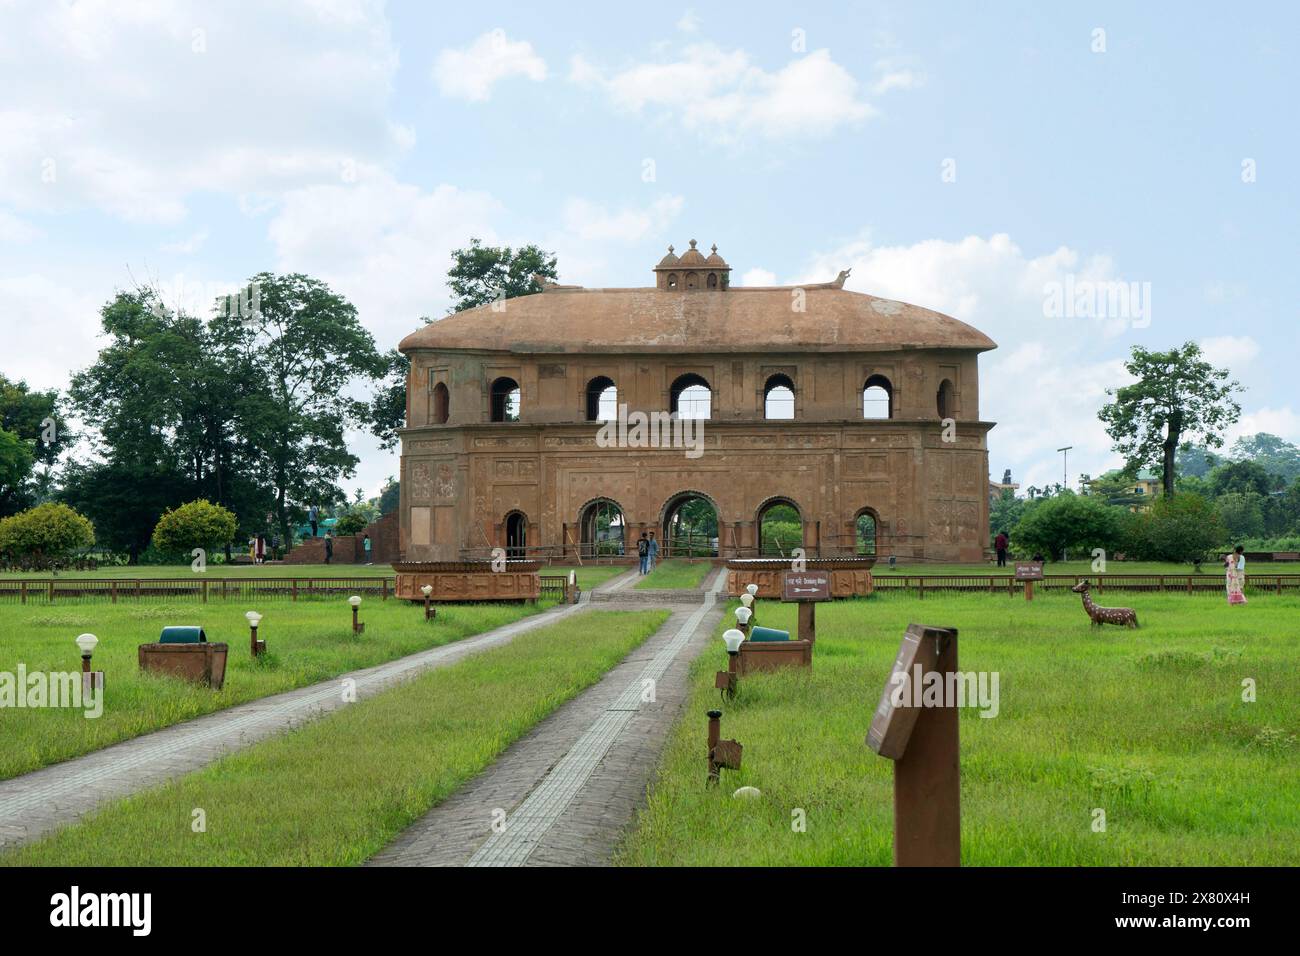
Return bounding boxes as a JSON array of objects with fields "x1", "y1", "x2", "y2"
[
  {"x1": 585, "y1": 376, "x2": 617, "y2": 422},
  {"x1": 854, "y1": 508, "x2": 878, "y2": 556},
  {"x1": 490, "y1": 377, "x2": 520, "y2": 422},
  {"x1": 763, "y1": 374, "x2": 795, "y2": 419},
  {"x1": 505, "y1": 511, "x2": 528, "y2": 558},
  {"x1": 661, "y1": 491, "x2": 718, "y2": 557},
  {"x1": 669, "y1": 374, "x2": 712, "y2": 419},
  {"x1": 937, "y1": 378, "x2": 955, "y2": 419},
  {"x1": 756, "y1": 497, "x2": 802, "y2": 556},
  {"x1": 863, "y1": 375, "x2": 892, "y2": 419},
  {"x1": 431, "y1": 382, "x2": 449, "y2": 424},
  {"x1": 578, "y1": 498, "x2": 625, "y2": 559}
]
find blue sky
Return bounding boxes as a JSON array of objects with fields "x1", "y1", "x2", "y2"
[{"x1": 2, "y1": 0, "x2": 1295, "y2": 497}]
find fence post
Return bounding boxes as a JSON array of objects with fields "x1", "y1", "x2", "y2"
[
  {"x1": 20, "y1": 582, "x2": 26, "y2": 605},
  {"x1": 918, "y1": 576, "x2": 925, "y2": 600},
  {"x1": 382, "y1": 578, "x2": 388, "y2": 601},
  {"x1": 135, "y1": 580, "x2": 141, "y2": 600},
  {"x1": 1187, "y1": 576, "x2": 1192, "y2": 595},
  {"x1": 292, "y1": 579, "x2": 298, "y2": 602},
  {"x1": 49, "y1": 581, "x2": 54, "y2": 604},
  {"x1": 111, "y1": 582, "x2": 117, "y2": 605},
  {"x1": 202, "y1": 580, "x2": 208, "y2": 604}
]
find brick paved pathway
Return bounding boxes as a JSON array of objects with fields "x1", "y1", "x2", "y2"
[
  {"x1": 368, "y1": 568, "x2": 728, "y2": 867},
  {"x1": 0, "y1": 575, "x2": 634, "y2": 852}
]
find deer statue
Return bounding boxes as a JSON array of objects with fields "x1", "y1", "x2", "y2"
[{"x1": 1071, "y1": 580, "x2": 1139, "y2": 628}]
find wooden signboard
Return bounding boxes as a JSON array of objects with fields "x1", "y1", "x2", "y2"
[
  {"x1": 865, "y1": 623, "x2": 960, "y2": 867},
  {"x1": 1013, "y1": 562, "x2": 1043, "y2": 581},
  {"x1": 781, "y1": 571, "x2": 832, "y2": 602}
]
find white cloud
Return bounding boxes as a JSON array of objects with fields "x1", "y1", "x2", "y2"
[
  {"x1": 0, "y1": 274, "x2": 105, "y2": 391},
  {"x1": 570, "y1": 44, "x2": 875, "y2": 143},
  {"x1": 1224, "y1": 406, "x2": 1300, "y2": 447},
  {"x1": 561, "y1": 195, "x2": 684, "y2": 242},
  {"x1": 1199, "y1": 335, "x2": 1259, "y2": 371},
  {"x1": 739, "y1": 267, "x2": 776, "y2": 286},
  {"x1": 0, "y1": 0, "x2": 405, "y2": 223},
  {"x1": 433, "y1": 29, "x2": 547, "y2": 102},
  {"x1": 677, "y1": 10, "x2": 701, "y2": 33},
  {"x1": 871, "y1": 68, "x2": 923, "y2": 95},
  {"x1": 160, "y1": 230, "x2": 210, "y2": 254}
]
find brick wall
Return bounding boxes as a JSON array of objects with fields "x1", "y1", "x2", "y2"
[{"x1": 284, "y1": 511, "x2": 398, "y2": 565}]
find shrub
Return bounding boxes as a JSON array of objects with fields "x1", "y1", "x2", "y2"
[
  {"x1": 1123, "y1": 492, "x2": 1224, "y2": 562},
  {"x1": 0, "y1": 502, "x2": 95, "y2": 570},
  {"x1": 335, "y1": 512, "x2": 369, "y2": 536},
  {"x1": 1010, "y1": 492, "x2": 1125, "y2": 560},
  {"x1": 151, "y1": 499, "x2": 238, "y2": 558}
]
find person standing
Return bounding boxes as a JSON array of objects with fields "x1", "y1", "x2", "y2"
[
  {"x1": 994, "y1": 531, "x2": 1009, "y2": 567},
  {"x1": 324, "y1": 533, "x2": 334, "y2": 565},
  {"x1": 637, "y1": 532, "x2": 649, "y2": 575},
  {"x1": 308, "y1": 504, "x2": 319, "y2": 538},
  {"x1": 1226, "y1": 546, "x2": 1247, "y2": 605},
  {"x1": 255, "y1": 534, "x2": 266, "y2": 565},
  {"x1": 646, "y1": 531, "x2": 659, "y2": 572},
  {"x1": 363, "y1": 533, "x2": 373, "y2": 566}
]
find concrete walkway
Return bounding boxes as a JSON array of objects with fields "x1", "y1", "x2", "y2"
[
  {"x1": 0, "y1": 573, "x2": 636, "y2": 852},
  {"x1": 369, "y1": 568, "x2": 728, "y2": 867}
]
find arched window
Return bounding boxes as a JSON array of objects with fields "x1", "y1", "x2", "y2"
[
  {"x1": 667, "y1": 273, "x2": 679, "y2": 290},
  {"x1": 490, "y1": 377, "x2": 520, "y2": 422},
  {"x1": 764, "y1": 374, "x2": 795, "y2": 419},
  {"x1": 685, "y1": 272, "x2": 699, "y2": 290},
  {"x1": 707, "y1": 273, "x2": 718, "y2": 289},
  {"x1": 670, "y1": 373, "x2": 712, "y2": 419},
  {"x1": 585, "y1": 376, "x2": 617, "y2": 422},
  {"x1": 937, "y1": 379, "x2": 955, "y2": 419},
  {"x1": 863, "y1": 375, "x2": 892, "y2": 420},
  {"x1": 431, "y1": 382, "x2": 449, "y2": 424},
  {"x1": 854, "y1": 509, "x2": 878, "y2": 556},
  {"x1": 505, "y1": 511, "x2": 528, "y2": 558},
  {"x1": 757, "y1": 498, "x2": 801, "y2": 556}
]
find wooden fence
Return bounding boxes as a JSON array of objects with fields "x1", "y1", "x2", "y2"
[{"x1": 873, "y1": 573, "x2": 1300, "y2": 596}]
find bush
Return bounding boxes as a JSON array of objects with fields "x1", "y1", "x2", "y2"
[
  {"x1": 1010, "y1": 492, "x2": 1125, "y2": 561},
  {"x1": 151, "y1": 499, "x2": 238, "y2": 558},
  {"x1": 335, "y1": 512, "x2": 369, "y2": 536},
  {"x1": 0, "y1": 502, "x2": 95, "y2": 570},
  {"x1": 1123, "y1": 492, "x2": 1225, "y2": 562}
]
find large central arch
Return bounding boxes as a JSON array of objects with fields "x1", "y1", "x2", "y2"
[
  {"x1": 660, "y1": 489, "x2": 718, "y2": 558},
  {"x1": 578, "y1": 497, "x2": 626, "y2": 559},
  {"x1": 755, "y1": 495, "x2": 803, "y2": 556}
]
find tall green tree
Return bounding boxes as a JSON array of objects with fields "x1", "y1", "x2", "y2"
[
  {"x1": 210, "y1": 273, "x2": 385, "y2": 547},
  {"x1": 446, "y1": 238, "x2": 558, "y2": 312},
  {"x1": 1098, "y1": 342, "x2": 1243, "y2": 497},
  {"x1": 1229, "y1": 433, "x2": 1300, "y2": 484},
  {"x1": 0, "y1": 374, "x2": 66, "y2": 515},
  {"x1": 1209, "y1": 459, "x2": 1282, "y2": 497}
]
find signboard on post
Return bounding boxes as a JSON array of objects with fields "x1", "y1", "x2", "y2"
[
  {"x1": 1014, "y1": 562, "x2": 1043, "y2": 601},
  {"x1": 866, "y1": 623, "x2": 961, "y2": 867},
  {"x1": 781, "y1": 571, "x2": 831, "y2": 602}
]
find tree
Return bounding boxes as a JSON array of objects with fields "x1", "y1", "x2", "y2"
[
  {"x1": 1010, "y1": 492, "x2": 1125, "y2": 560},
  {"x1": 989, "y1": 493, "x2": 1027, "y2": 539},
  {"x1": 1175, "y1": 442, "x2": 1219, "y2": 479},
  {"x1": 0, "y1": 427, "x2": 35, "y2": 516},
  {"x1": 378, "y1": 478, "x2": 400, "y2": 516},
  {"x1": 1098, "y1": 342, "x2": 1242, "y2": 497},
  {"x1": 1214, "y1": 492, "x2": 1266, "y2": 540},
  {"x1": 1123, "y1": 492, "x2": 1224, "y2": 563},
  {"x1": 0, "y1": 502, "x2": 95, "y2": 570},
  {"x1": 369, "y1": 349, "x2": 411, "y2": 451},
  {"x1": 210, "y1": 273, "x2": 385, "y2": 548},
  {"x1": 151, "y1": 499, "x2": 238, "y2": 558},
  {"x1": 446, "y1": 238, "x2": 558, "y2": 312},
  {"x1": 1228, "y1": 433, "x2": 1300, "y2": 484},
  {"x1": 1208, "y1": 460, "x2": 1281, "y2": 497}
]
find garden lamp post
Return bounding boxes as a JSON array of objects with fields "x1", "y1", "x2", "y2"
[
  {"x1": 349, "y1": 595, "x2": 364, "y2": 634},
  {"x1": 76, "y1": 632, "x2": 103, "y2": 694},
  {"x1": 714, "y1": 628, "x2": 746, "y2": 700},
  {"x1": 245, "y1": 611, "x2": 264, "y2": 657},
  {"x1": 740, "y1": 589, "x2": 756, "y2": 627},
  {"x1": 734, "y1": 605, "x2": 752, "y2": 637},
  {"x1": 421, "y1": 584, "x2": 435, "y2": 621}
]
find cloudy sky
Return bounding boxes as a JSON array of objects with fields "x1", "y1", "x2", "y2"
[{"x1": 2, "y1": 0, "x2": 1295, "y2": 497}]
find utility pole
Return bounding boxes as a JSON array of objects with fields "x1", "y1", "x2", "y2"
[{"x1": 1057, "y1": 446, "x2": 1073, "y2": 491}]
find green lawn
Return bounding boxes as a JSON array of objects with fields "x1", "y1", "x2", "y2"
[
  {"x1": 635, "y1": 559, "x2": 712, "y2": 590},
  {"x1": 620, "y1": 591, "x2": 1299, "y2": 866},
  {"x1": 552, "y1": 565, "x2": 628, "y2": 590},
  {"x1": 4, "y1": 609, "x2": 668, "y2": 867},
  {"x1": 0, "y1": 598, "x2": 551, "y2": 780}
]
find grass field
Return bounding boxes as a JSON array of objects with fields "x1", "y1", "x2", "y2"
[
  {"x1": 871, "y1": 559, "x2": 1300, "y2": 576},
  {"x1": 635, "y1": 559, "x2": 712, "y2": 590},
  {"x1": 619, "y1": 591, "x2": 1300, "y2": 866},
  {"x1": 3, "y1": 609, "x2": 669, "y2": 867},
  {"x1": 0, "y1": 598, "x2": 552, "y2": 780}
]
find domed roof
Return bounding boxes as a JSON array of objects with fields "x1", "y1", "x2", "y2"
[
  {"x1": 704, "y1": 243, "x2": 727, "y2": 266},
  {"x1": 400, "y1": 282, "x2": 997, "y2": 355},
  {"x1": 655, "y1": 245, "x2": 679, "y2": 268},
  {"x1": 676, "y1": 239, "x2": 707, "y2": 266}
]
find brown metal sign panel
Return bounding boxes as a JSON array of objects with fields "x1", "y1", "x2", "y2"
[
  {"x1": 1013, "y1": 562, "x2": 1044, "y2": 581},
  {"x1": 865, "y1": 624, "x2": 956, "y2": 760},
  {"x1": 712, "y1": 739, "x2": 743, "y2": 770},
  {"x1": 781, "y1": 570, "x2": 832, "y2": 602}
]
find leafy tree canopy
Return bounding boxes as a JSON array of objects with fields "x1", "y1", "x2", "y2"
[
  {"x1": 0, "y1": 502, "x2": 95, "y2": 570},
  {"x1": 1098, "y1": 342, "x2": 1242, "y2": 496},
  {"x1": 152, "y1": 499, "x2": 239, "y2": 557},
  {"x1": 446, "y1": 238, "x2": 558, "y2": 313}
]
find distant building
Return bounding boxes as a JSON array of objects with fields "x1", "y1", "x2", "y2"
[
  {"x1": 988, "y1": 475, "x2": 1019, "y2": 508},
  {"x1": 1129, "y1": 469, "x2": 1162, "y2": 510}
]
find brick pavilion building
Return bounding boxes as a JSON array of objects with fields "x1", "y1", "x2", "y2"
[{"x1": 395, "y1": 241, "x2": 997, "y2": 564}]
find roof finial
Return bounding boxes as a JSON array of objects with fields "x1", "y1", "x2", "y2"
[
  {"x1": 689, "y1": 239, "x2": 697, "y2": 249},
  {"x1": 667, "y1": 244, "x2": 674, "y2": 253}
]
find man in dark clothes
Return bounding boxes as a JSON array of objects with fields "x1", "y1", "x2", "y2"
[
  {"x1": 637, "y1": 532, "x2": 649, "y2": 574},
  {"x1": 995, "y1": 532, "x2": 1008, "y2": 567},
  {"x1": 324, "y1": 533, "x2": 333, "y2": 564}
]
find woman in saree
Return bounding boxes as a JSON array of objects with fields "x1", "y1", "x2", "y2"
[{"x1": 1226, "y1": 546, "x2": 1247, "y2": 605}]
